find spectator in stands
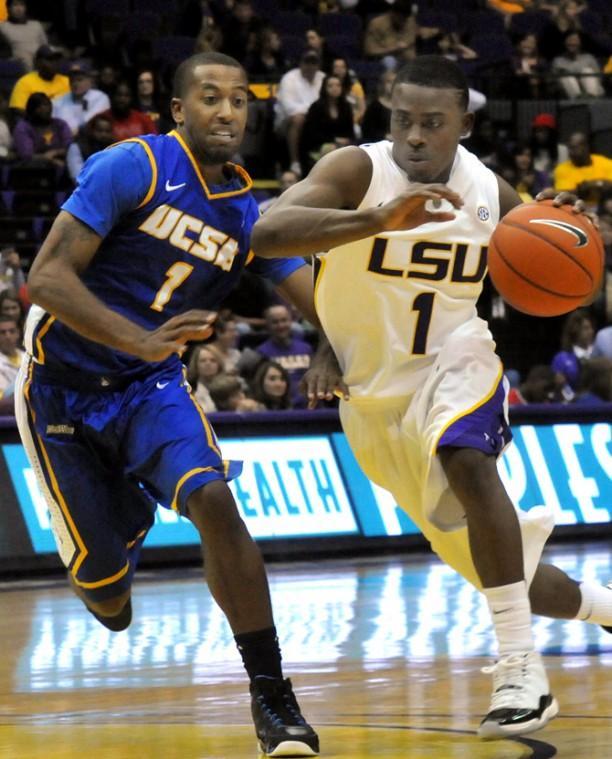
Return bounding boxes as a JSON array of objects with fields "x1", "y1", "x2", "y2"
[
  {"x1": 529, "y1": 112, "x2": 569, "y2": 174},
  {"x1": 593, "y1": 324, "x2": 612, "y2": 359},
  {"x1": 208, "y1": 374, "x2": 262, "y2": 412},
  {"x1": 0, "y1": 290, "x2": 24, "y2": 343},
  {"x1": 258, "y1": 169, "x2": 299, "y2": 214},
  {"x1": 100, "y1": 81, "x2": 157, "y2": 141},
  {"x1": 244, "y1": 24, "x2": 286, "y2": 80},
  {"x1": 299, "y1": 74, "x2": 355, "y2": 174},
  {"x1": 551, "y1": 308, "x2": 595, "y2": 400},
  {"x1": 193, "y1": 7, "x2": 223, "y2": 55},
  {"x1": 97, "y1": 63, "x2": 119, "y2": 96},
  {"x1": 255, "y1": 305, "x2": 312, "y2": 409},
  {"x1": 539, "y1": 0, "x2": 590, "y2": 60},
  {"x1": 9, "y1": 44, "x2": 69, "y2": 114},
  {"x1": 507, "y1": 365, "x2": 560, "y2": 405},
  {"x1": 0, "y1": 0, "x2": 46, "y2": 71},
  {"x1": 554, "y1": 131, "x2": 612, "y2": 207},
  {"x1": 464, "y1": 116, "x2": 504, "y2": 170},
  {"x1": 13, "y1": 92, "x2": 72, "y2": 167},
  {"x1": 187, "y1": 343, "x2": 226, "y2": 414},
  {"x1": 66, "y1": 112, "x2": 113, "y2": 183},
  {"x1": 52, "y1": 60, "x2": 110, "y2": 136},
  {"x1": 434, "y1": 31, "x2": 478, "y2": 65},
  {"x1": 574, "y1": 357, "x2": 612, "y2": 404},
  {"x1": 551, "y1": 30, "x2": 605, "y2": 99},
  {"x1": 361, "y1": 68, "x2": 395, "y2": 143},
  {"x1": 0, "y1": 315, "x2": 23, "y2": 398},
  {"x1": 363, "y1": 0, "x2": 417, "y2": 68},
  {"x1": 211, "y1": 315, "x2": 242, "y2": 374},
  {"x1": 220, "y1": 0, "x2": 260, "y2": 65},
  {"x1": 512, "y1": 33, "x2": 547, "y2": 99},
  {"x1": 304, "y1": 28, "x2": 334, "y2": 72},
  {"x1": 275, "y1": 49, "x2": 325, "y2": 176},
  {"x1": 134, "y1": 68, "x2": 171, "y2": 133},
  {"x1": 0, "y1": 91, "x2": 12, "y2": 157},
  {"x1": 330, "y1": 57, "x2": 366, "y2": 128},
  {"x1": 0, "y1": 247, "x2": 25, "y2": 294},
  {"x1": 250, "y1": 360, "x2": 292, "y2": 411},
  {"x1": 501, "y1": 143, "x2": 551, "y2": 201}
]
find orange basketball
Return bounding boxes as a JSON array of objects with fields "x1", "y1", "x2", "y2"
[{"x1": 487, "y1": 200, "x2": 604, "y2": 317}]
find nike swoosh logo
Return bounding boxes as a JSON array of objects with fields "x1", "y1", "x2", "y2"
[
  {"x1": 156, "y1": 381, "x2": 169, "y2": 389},
  {"x1": 529, "y1": 218, "x2": 588, "y2": 247},
  {"x1": 165, "y1": 180, "x2": 186, "y2": 192}
]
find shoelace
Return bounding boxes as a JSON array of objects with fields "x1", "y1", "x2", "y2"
[
  {"x1": 257, "y1": 687, "x2": 306, "y2": 727},
  {"x1": 481, "y1": 654, "x2": 531, "y2": 711}
]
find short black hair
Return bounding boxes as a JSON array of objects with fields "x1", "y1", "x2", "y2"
[
  {"x1": 173, "y1": 52, "x2": 246, "y2": 98},
  {"x1": 393, "y1": 55, "x2": 469, "y2": 111}
]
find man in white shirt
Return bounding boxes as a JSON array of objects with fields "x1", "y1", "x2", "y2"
[
  {"x1": 274, "y1": 50, "x2": 324, "y2": 176},
  {"x1": 52, "y1": 60, "x2": 110, "y2": 136},
  {"x1": 0, "y1": 0, "x2": 46, "y2": 71}
]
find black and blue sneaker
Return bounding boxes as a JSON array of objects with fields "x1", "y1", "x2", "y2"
[{"x1": 250, "y1": 676, "x2": 319, "y2": 757}]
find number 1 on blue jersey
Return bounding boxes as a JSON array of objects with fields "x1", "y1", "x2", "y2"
[{"x1": 151, "y1": 262, "x2": 194, "y2": 312}]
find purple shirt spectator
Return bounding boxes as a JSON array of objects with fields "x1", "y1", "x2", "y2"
[
  {"x1": 255, "y1": 305, "x2": 312, "y2": 408},
  {"x1": 13, "y1": 91, "x2": 72, "y2": 161},
  {"x1": 13, "y1": 114, "x2": 72, "y2": 159},
  {"x1": 256, "y1": 336, "x2": 312, "y2": 408}
]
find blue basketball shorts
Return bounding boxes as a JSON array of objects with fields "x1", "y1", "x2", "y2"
[{"x1": 15, "y1": 355, "x2": 241, "y2": 602}]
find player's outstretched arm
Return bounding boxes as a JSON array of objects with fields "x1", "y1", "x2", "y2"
[
  {"x1": 28, "y1": 211, "x2": 214, "y2": 362},
  {"x1": 252, "y1": 146, "x2": 463, "y2": 259}
]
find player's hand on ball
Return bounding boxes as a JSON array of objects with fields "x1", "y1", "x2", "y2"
[
  {"x1": 377, "y1": 184, "x2": 463, "y2": 232},
  {"x1": 139, "y1": 310, "x2": 217, "y2": 362},
  {"x1": 535, "y1": 190, "x2": 599, "y2": 229}
]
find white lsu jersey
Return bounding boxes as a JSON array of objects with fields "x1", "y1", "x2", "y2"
[{"x1": 314, "y1": 141, "x2": 500, "y2": 400}]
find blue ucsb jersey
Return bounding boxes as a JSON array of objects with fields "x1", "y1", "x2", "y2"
[{"x1": 24, "y1": 130, "x2": 303, "y2": 376}]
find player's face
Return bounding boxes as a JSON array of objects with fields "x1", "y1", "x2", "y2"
[
  {"x1": 390, "y1": 83, "x2": 473, "y2": 183},
  {"x1": 173, "y1": 64, "x2": 248, "y2": 165}
]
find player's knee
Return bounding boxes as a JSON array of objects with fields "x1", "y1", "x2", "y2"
[{"x1": 187, "y1": 480, "x2": 245, "y2": 537}]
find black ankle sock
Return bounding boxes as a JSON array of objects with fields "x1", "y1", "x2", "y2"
[{"x1": 234, "y1": 626, "x2": 283, "y2": 682}]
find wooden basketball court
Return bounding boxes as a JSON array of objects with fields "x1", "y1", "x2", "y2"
[{"x1": 2, "y1": 545, "x2": 611, "y2": 758}]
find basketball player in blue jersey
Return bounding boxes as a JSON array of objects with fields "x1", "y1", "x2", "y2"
[
  {"x1": 16, "y1": 52, "x2": 319, "y2": 758},
  {"x1": 253, "y1": 55, "x2": 611, "y2": 740}
]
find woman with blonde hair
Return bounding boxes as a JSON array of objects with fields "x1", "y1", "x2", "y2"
[{"x1": 186, "y1": 343, "x2": 226, "y2": 413}]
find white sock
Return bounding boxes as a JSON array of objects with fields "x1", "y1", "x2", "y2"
[
  {"x1": 576, "y1": 582, "x2": 612, "y2": 625},
  {"x1": 484, "y1": 580, "x2": 535, "y2": 657}
]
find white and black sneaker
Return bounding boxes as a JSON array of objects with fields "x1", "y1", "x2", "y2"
[
  {"x1": 478, "y1": 651, "x2": 559, "y2": 740},
  {"x1": 251, "y1": 676, "x2": 319, "y2": 756}
]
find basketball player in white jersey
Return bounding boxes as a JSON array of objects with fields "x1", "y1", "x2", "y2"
[{"x1": 252, "y1": 56, "x2": 612, "y2": 739}]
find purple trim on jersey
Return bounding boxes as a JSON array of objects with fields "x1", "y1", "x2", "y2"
[{"x1": 437, "y1": 377, "x2": 512, "y2": 456}]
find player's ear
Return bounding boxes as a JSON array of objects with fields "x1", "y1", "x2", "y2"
[
  {"x1": 171, "y1": 97, "x2": 184, "y2": 126},
  {"x1": 461, "y1": 111, "x2": 475, "y2": 139}
]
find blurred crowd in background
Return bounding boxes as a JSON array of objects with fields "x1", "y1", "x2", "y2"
[{"x1": 0, "y1": 0, "x2": 609, "y2": 412}]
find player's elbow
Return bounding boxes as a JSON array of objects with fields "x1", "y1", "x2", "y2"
[
  {"x1": 251, "y1": 217, "x2": 282, "y2": 258},
  {"x1": 26, "y1": 264, "x2": 62, "y2": 310}
]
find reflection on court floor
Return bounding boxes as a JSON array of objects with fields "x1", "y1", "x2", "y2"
[{"x1": 2, "y1": 544, "x2": 612, "y2": 757}]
